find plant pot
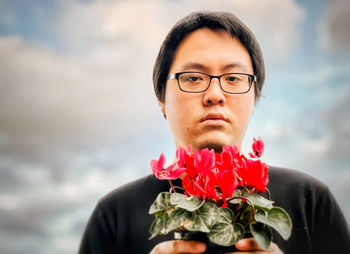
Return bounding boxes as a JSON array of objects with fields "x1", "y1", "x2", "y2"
[{"x1": 174, "y1": 231, "x2": 238, "y2": 254}]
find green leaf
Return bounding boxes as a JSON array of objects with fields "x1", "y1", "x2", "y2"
[
  {"x1": 149, "y1": 212, "x2": 168, "y2": 239},
  {"x1": 250, "y1": 222, "x2": 272, "y2": 250},
  {"x1": 162, "y1": 209, "x2": 192, "y2": 234},
  {"x1": 149, "y1": 217, "x2": 163, "y2": 239},
  {"x1": 207, "y1": 222, "x2": 244, "y2": 246},
  {"x1": 255, "y1": 207, "x2": 292, "y2": 240},
  {"x1": 184, "y1": 213, "x2": 210, "y2": 233},
  {"x1": 149, "y1": 192, "x2": 171, "y2": 214},
  {"x1": 244, "y1": 193, "x2": 274, "y2": 210},
  {"x1": 217, "y1": 207, "x2": 234, "y2": 224},
  {"x1": 170, "y1": 193, "x2": 204, "y2": 212},
  {"x1": 267, "y1": 207, "x2": 292, "y2": 240},
  {"x1": 240, "y1": 206, "x2": 254, "y2": 226},
  {"x1": 182, "y1": 202, "x2": 219, "y2": 233},
  {"x1": 228, "y1": 190, "x2": 244, "y2": 204},
  {"x1": 197, "y1": 202, "x2": 219, "y2": 228},
  {"x1": 233, "y1": 189, "x2": 242, "y2": 196},
  {"x1": 254, "y1": 209, "x2": 267, "y2": 221}
]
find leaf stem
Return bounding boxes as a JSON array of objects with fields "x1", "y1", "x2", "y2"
[
  {"x1": 234, "y1": 202, "x2": 248, "y2": 222},
  {"x1": 227, "y1": 196, "x2": 256, "y2": 223},
  {"x1": 168, "y1": 180, "x2": 176, "y2": 193},
  {"x1": 168, "y1": 185, "x2": 193, "y2": 197},
  {"x1": 241, "y1": 184, "x2": 248, "y2": 196},
  {"x1": 265, "y1": 187, "x2": 271, "y2": 200}
]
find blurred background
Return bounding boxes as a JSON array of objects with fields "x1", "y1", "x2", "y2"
[{"x1": 0, "y1": 0, "x2": 349, "y2": 253}]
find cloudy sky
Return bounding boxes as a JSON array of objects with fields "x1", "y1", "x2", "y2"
[{"x1": 0, "y1": 0, "x2": 349, "y2": 253}]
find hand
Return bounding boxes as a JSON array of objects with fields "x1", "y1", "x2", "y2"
[
  {"x1": 228, "y1": 238, "x2": 283, "y2": 254},
  {"x1": 150, "y1": 240, "x2": 206, "y2": 253}
]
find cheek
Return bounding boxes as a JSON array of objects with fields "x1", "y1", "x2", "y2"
[
  {"x1": 243, "y1": 89, "x2": 255, "y2": 112},
  {"x1": 164, "y1": 89, "x2": 191, "y2": 126},
  {"x1": 230, "y1": 94, "x2": 255, "y2": 122}
]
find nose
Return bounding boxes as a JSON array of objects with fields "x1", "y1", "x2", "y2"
[{"x1": 203, "y1": 77, "x2": 226, "y2": 106}]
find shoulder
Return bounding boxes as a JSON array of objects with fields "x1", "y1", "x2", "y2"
[
  {"x1": 267, "y1": 165, "x2": 334, "y2": 208},
  {"x1": 95, "y1": 173, "x2": 174, "y2": 215},
  {"x1": 97, "y1": 174, "x2": 156, "y2": 208},
  {"x1": 267, "y1": 166, "x2": 350, "y2": 253},
  {"x1": 268, "y1": 165, "x2": 329, "y2": 191}
]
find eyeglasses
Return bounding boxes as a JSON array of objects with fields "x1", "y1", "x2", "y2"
[{"x1": 168, "y1": 71, "x2": 256, "y2": 94}]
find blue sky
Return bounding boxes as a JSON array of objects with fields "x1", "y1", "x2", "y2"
[{"x1": 0, "y1": 0, "x2": 349, "y2": 253}]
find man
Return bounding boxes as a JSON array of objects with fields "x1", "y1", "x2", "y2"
[{"x1": 79, "y1": 11, "x2": 350, "y2": 253}]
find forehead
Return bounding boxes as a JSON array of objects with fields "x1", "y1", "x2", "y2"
[{"x1": 170, "y1": 28, "x2": 253, "y2": 74}]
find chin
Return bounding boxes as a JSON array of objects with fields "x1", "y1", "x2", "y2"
[
  {"x1": 195, "y1": 136, "x2": 233, "y2": 153},
  {"x1": 197, "y1": 142, "x2": 224, "y2": 153},
  {"x1": 188, "y1": 131, "x2": 241, "y2": 153}
]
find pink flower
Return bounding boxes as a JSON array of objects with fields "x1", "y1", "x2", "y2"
[
  {"x1": 249, "y1": 137, "x2": 264, "y2": 158},
  {"x1": 176, "y1": 146, "x2": 192, "y2": 168},
  {"x1": 193, "y1": 148, "x2": 215, "y2": 175},
  {"x1": 150, "y1": 153, "x2": 185, "y2": 180}
]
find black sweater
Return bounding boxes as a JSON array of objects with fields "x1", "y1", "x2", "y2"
[{"x1": 79, "y1": 166, "x2": 350, "y2": 253}]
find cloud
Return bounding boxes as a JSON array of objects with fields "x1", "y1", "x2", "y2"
[
  {"x1": 0, "y1": 30, "x2": 161, "y2": 253},
  {"x1": 248, "y1": 60, "x2": 350, "y2": 168},
  {"x1": 245, "y1": 68, "x2": 350, "y2": 221},
  {"x1": 318, "y1": 0, "x2": 350, "y2": 52},
  {"x1": 0, "y1": 36, "x2": 160, "y2": 163},
  {"x1": 55, "y1": 0, "x2": 306, "y2": 60},
  {"x1": 0, "y1": 161, "x2": 144, "y2": 254},
  {"x1": 326, "y1": 92, "x2": 350, "y2": 160}
]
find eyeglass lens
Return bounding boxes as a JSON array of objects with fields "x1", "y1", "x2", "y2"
[{"x1": 178, "y1": 72, "x2": 251, "y2": 93}]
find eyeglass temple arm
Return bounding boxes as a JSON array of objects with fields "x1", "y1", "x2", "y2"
[{"x1": 168, "y1": 73, "x2": 176, "y2": 80}]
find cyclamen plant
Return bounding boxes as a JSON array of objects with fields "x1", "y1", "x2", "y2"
[{"x1": 149, "y1": 138, "x2": 292, "y2": 250}]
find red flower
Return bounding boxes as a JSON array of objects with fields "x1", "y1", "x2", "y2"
[
  {"x1": 215, "y1": 147, "x2": 239, "y2": 198},
  {"x1": 217, "y1": 168, "x2": 238, "y2": 198},
  {"x1": 182, "y1": 149, "x2": 218, "y2": 200},
  {"x1": 150, "y1": 153, "x2": 185, "y2": 180},
  {"x1": 150, "y1": 137, "x2": 269, "y2": 206},
  {"x1": 243, "y1": 159, "x2": 269, "y2": 192},
  {"x1": 249, "y1": 137, "x2": 264, "y2": 158}
]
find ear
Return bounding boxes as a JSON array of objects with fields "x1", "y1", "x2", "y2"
[{"x1": 159, "y1": 100, "x2": 166, "y2": 115}]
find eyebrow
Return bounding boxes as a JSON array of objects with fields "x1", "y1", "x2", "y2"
[
  {"x1": 221, "y1": 62, "x2": 249, "y2": 72},
  {"x1": 178, "y1": 61, "x2": 249, "y2": 73}
]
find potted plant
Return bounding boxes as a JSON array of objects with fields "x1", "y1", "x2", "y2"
[{"x1": 149, "y1": 138, "x2": 292, "y2": 253}]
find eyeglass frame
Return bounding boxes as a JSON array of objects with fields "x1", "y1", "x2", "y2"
[{"x1": 167, "y1": 71, "x2": 257, "y2": 94}]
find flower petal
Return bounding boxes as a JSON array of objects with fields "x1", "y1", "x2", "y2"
[
  {"x1": 252, "y1": 137, "x2": 264, "y2": 158},
  {"x1": 150, "y1": 153, "x2": 166, "y2": 179}
]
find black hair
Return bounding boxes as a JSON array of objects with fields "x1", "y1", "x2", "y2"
[{"x1": 153, "y1": 11, "x2": 265, "y2": 102}]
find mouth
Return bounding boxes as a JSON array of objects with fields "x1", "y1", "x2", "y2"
[{"x1": 200, "y1": 113, "x2": 228, "y2": 124}]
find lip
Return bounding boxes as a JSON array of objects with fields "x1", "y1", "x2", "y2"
[{"x1": 200, "y1": 113, "x2": 228, "y2": 123}]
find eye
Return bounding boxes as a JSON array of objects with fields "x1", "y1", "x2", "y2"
[
  {"x1": 227, "y1": 76, "x2": 237, "y2": 82},
  {"x1": 224, "y1": 74, "x2": 242, "y2": 83},
  {"x1": 188, "y1": 76, "x2": 199, "y2": 81},
  {"x1": 180, "y1": 73, "x2": 204, "y2": 83},
  {"x1": 186, "y1": 75, "x2": 202, "y2": 82}
]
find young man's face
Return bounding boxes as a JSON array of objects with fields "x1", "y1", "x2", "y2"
[{"x1": 160, "y1": 28, "x2": 256, "y2": 151}]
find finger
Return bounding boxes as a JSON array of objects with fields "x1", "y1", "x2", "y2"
[
  {"x1": 229, "y1": 241, "x2": 283, "y2": 254},
  {"x1": 150, "y1": 240, "x2": 206, "y2": 254},
  {"x1": 235, "y1": 238, "x2": 264, "y2": 251},
  {"x1": 227, "y1": 252, "x2": 264, "y2": 254}
]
